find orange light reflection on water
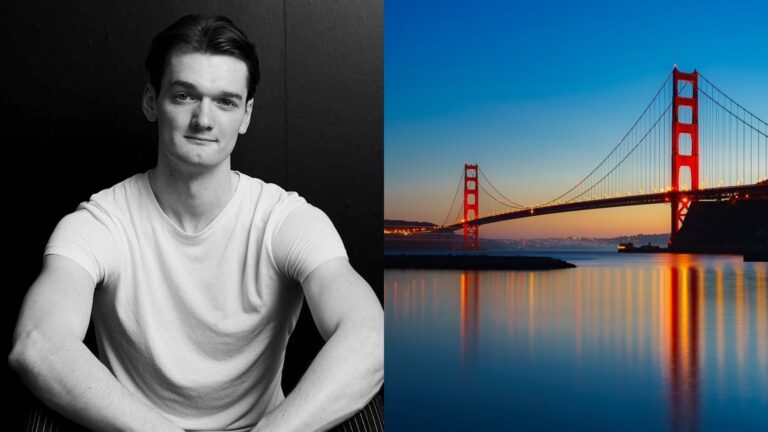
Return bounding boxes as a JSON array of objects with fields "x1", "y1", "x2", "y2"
[
  {"x1": 716, "y1": 265, "x2": 724, "y2": 382},
  {"x1": 460, "y1": 273, "x2": 466, "y2": 359},
  {"x1": 736, "y1": 267, "x2": 745, "y2": 375},
  {"x1": 459, "y1": 271, "x2": 480, "y2": 364}
]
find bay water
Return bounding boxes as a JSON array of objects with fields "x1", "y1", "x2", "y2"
[{"x1": 385, "y1": 251, "x2": 768, "y2": 431}]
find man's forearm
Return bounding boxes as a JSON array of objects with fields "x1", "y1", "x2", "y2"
[
  {"x1": 9, "y1": 329, "x2": 183, "y2": 432},
  {"x1": 253, "y1": 320, "x2": 384, "y2": 432}
]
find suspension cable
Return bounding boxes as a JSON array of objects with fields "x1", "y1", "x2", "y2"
[
  {"x1": 478, "y1": 167, "x2": 525, "y2": 208},
  {"x1": 441, "y1": 168, "x2": 464, "y2": 227},
  {"x1": 697, "y1": 87, "x2": 768, "y2": 139},
  {"x1": 478, "y1": 182, "x2": 521, "y2": 209},
  {"x1": 699, "y1": 73, "x2": 768, "y2": 127},
  {"x1": 563, "y1": 102, "x2": 673, "y2": 203},
  {"x1": 541, "y1": 72, "x2": 674, "y2": 206}
]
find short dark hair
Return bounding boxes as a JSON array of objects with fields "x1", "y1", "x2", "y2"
[{"x1": 145, "y1": 14, "x2": 260, "y2": 101}]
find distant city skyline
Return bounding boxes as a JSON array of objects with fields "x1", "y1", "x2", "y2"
[{"x1": 385, "y1": 0, "x2": 768, "y2": 239}]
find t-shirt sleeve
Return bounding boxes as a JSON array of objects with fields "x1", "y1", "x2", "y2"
[
  {"x1": 44, "y1": 201, "x2": 118, "y2": 286},
  {"x1": 270, "y1": 200, "x2": 348, "y2": 285}
]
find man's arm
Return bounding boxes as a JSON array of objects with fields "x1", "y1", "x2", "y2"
[
  {"x1": 253, "y1": 256, "x2": 384, "y2": 432},
  {"x1": 8, "y1": 254, "x2": 184, "y2": 432}
]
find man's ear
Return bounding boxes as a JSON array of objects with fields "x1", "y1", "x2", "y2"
[
  {"x1": 239, "y1": 98, "x2": 254, "y2": 134},
  {"x1": 142, "y1": 84, "x2": 158, "y2": 122}
]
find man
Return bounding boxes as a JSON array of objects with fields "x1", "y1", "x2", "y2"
[{"x1": 9, "y1": 14, "x2": 383, "y2": 432}]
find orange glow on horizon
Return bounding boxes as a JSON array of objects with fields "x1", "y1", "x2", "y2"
[
  {"x1": 387, "y1": 201, "x2": 670, "y2": 239},
  {"x1": 480, "y1": 204, "x2": 669, "y2": 239}
]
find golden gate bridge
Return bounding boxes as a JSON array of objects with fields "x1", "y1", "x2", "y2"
[{"x1": 429, "y1": 68, "x2": 768, "y2": 249}]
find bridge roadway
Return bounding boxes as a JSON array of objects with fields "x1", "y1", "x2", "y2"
[{"x1": 439, "y1": 184, "x2": 768, "y2": 232}]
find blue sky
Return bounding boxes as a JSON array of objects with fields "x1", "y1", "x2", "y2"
[{"x1": 385, "y1": 0, "x2": 768, "y2": 238}]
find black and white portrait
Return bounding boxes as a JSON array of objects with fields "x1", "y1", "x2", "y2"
[{"x1": 5, "y1": 2, "x2": 383, "y2": 431}]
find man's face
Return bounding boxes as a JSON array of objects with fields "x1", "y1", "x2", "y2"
[{"x1": 144, "y1": 50, "x2": 253, "y2": 171}]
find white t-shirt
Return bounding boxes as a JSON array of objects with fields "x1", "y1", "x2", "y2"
[{"x1": 44, "y1": 170, "x2": 348, "y2": 431}]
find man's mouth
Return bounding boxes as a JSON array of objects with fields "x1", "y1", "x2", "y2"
[{"x1": 184, "y1": 135, "x2": 218, "y2": 143}]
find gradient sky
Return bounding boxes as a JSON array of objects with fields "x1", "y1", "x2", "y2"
[{"x1": 385, "y1": 0, "x2": 768, "y2": 239}]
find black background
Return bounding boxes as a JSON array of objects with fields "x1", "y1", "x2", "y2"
[{"x1": 2, "y1": 0, "x2": 382, "y2": 427}]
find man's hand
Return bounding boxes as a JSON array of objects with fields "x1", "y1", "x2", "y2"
[
  {"x1": 9, "y1": 254, "x2": 184, "y2": 432},
  {"x1": 253, "y1": 257, "x2": 384, "y2": 432}
]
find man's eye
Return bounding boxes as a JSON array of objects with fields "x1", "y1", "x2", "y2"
[
  {"x1": 219, "y1": 99, "x2": 237, "y2": 108},
  {"x1": 174, "y1": 93, "x2": 193, "y2": 101}
]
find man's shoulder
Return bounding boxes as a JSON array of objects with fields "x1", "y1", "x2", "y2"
[
  {"x1": 45, "y1": 173, "x2": 147, "y2": 265},
  {"x1": 84, "y1": 171, "x2": 148, "y2": 211},
  {"x1": 236, "y1": 171, "x2": 307, "y2": 212}
]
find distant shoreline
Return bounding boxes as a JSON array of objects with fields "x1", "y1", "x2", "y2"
[{"x1": 384, "y1": 254, "x2": 576, "y2": 270}]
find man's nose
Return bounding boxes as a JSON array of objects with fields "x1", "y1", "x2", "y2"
[{"x1": 191, "y1": 99, "x2": 214, "y2": 130}]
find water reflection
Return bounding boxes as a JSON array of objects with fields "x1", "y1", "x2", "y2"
[
  {"x1": 459, "y1": 272, "x2": 480, "y2": 365},
  {"x1": 666, "y1": 266, "x2": 699, "y2": 431},
  {"x1": 386, "y1": 254, "x2": 768, "y2": 430}
]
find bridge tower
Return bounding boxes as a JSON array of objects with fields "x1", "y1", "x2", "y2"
[
  {"x1": 670, "y1": 68, "x2": 700, "y2": 247},
  {"x1": 463, "y1": 164, "x2": 479, "y2": 250}
]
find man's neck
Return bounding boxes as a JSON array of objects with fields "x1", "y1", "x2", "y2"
[{"x1": 148, "y1": 160, "x2": 239, "y2": 235}]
